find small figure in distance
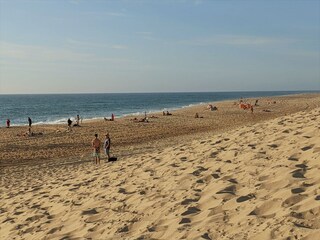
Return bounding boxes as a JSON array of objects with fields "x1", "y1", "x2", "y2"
[
  {"x1": 28, "y1": 117, "x2": 32, "y2": 128},
  {"x1": 6, "y1": 119, "x2": 10, "y2": 128},
  {"x1": 163, "y1": 111, "x2": 166, "y2": 116},
  {"x1": 195, "y1": 113, "x2": 203, "y2": 118},
  {"x1": 67, "y1": 118, "x2": 72, "y2": 131},
  {"x1": 104, "y1": 113, "x2": 115, "y2": 121},
  {"x1": 73, "y1": 115, "x2": 81, "y2": 127},
  {"x1": 76, "y1": 114, "x2": 80, "y2": 125},
  {"x1": 92, "y1": 133, "x2": 101, "y2": 164},
  {"x1": 250, "y1": 105, "x2": 254, "y2": 113},
  {"x1": 254, "y1": 99, "x2": 259, "y2": 106},
  {"x1": 166, "y1": 111, "x2": 172, "y2": 116},
  {"x1": 104, "y1": 133, "x2": 111, "y2": 161}
]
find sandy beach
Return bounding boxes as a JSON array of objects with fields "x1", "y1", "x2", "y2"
[{"x1": 1, "y1": 93, "x2": 320, "y2": 239}]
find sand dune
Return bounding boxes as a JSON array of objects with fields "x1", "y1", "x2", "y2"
[{"x1": 1, "y1": 105, "x2": 320, "y2": 239}]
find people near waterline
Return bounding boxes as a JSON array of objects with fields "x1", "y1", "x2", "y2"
[
  {"x1": 92, "y1": 133, "x2": 101, "y2": 165},
  {"x1": 104, "y1": 113, "x2": 115, "y2": 121},
  {"x1": 163, "y1": 111, "x2": 172, "y2": 116},
  {"x1": 73, "y1": 115, "x2": 81, "y2": 127},
  {"x1": 67, "y1": 118, "x2": 72, "y2": 131},
  {"x1": 28, "y1": 117, "x2": 32, "y2": 128},
  {"x1": 76, "y1": 115, "x2": 80, "y2": 125},
  {"x1": 207, "y1": 104, "x2": 218, "y2": 111},
  {"x1": 239, "y1": 103, "x2": 252, "y2": 110},
  {"x1": 6, "y1": 119, "x2": 10, "y2": 128},
  {"x1": 131, "y1": 117, "x2": 148, "y2": 122},
  {"x1": 254, "y1": 99, "x2": 259, "y2": 106},
  {"x1": 103, "y1": 133, "x2": 111, "y2": 160}
]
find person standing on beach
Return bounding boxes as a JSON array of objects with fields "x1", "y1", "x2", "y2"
[
  {"x1": 92, "y1": 134, "x2": 101, "y2": 164},
  {"x1": 6, "y1": 119, "x2": 10, "y2": 128},
  {"x1": 67, "y1": 118, "x2": 72, "y2": 131},
  {"x1": 28, "y1": 117, "x2": 32, "y2": 128},
  {"x1": 76, "y1": 114, "x2": 80, "y2": 126},
  {"x1": 103, "y1": 133, "x2": 111, "y2": 160}
]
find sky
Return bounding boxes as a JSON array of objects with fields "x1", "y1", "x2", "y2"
[{"x1": 0, "y1": 0, "x2": 319, "y2": 94}]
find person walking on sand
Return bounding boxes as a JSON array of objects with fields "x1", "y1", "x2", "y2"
[
  {"x1": 28, "y1": 117, "x2": 32, "y2": 128},
  {"x1": 6, "y1": 119, "x2": 10, "y2": 128},
  {"x1": 103, "y1": 133, "x2": 111, "y2": 161},
  {"x1": 92, "y1": 134, "x2": 101, "y2": 164},
  {"x1": 67, "y1": 118, "x2": 72, "y2": 131}
]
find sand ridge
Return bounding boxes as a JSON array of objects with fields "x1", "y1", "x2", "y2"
[{"x1": 1, "y1": 106, "x2": 320, "y2": 239}]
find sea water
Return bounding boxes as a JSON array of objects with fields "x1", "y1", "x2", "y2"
[{"x1": 0, "y1": 91, "x2": 315, "y2": 127}]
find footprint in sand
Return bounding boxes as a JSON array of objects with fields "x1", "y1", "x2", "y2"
[
  {"x1": 212, "y1": 173, "x2": 220, "y2": 179},
  {"x1": 181, "y1": 198, "x2": 199, "y2": 205},
  {"x1": 2, "y1": 217, "x2": 14, "y2": 224},
  {"x1": 209, "y1": 151, "x2": 219, "y2": 158},
  {"x1": 268, "y1": 144, "x2": 278, "y2": 149},
  {"x1": 288, "y1": 153, "x2": 300, "y2": 161},
  {"x1": 248, "y1": 144, "x2": 256, "y2": 149},
  {"x1": 180, "y1": 157, "x2": 187, "y2": 161},
  {"x1": 196, "y1": 179, "x2": 205, "y2": 184},
  {"x1": 181, "y1": 206, "x2": 201, "y2": 216},
  {"x1": 301, "y1": 145, "x2": 314, "y2": 151},
  {"x1": 170, "y1": 163, "x2": 180, "y2": 168},
  {"x1": 179, "y1": 218, "x2": 191, "y2": 224},
  {"x1": 201, "y1": 233, "x2": 213, "y2": 240},
  {"x1": 291, "y1": 169, "x2": 306, "y2": 178},
  {"x1": 228, "y1": 178, "x2": 238, "y2": 184},
  {"x1": 291, "y1": 188, "x2": 305, "y2": 194},
  {"x1": 192, "y1": 166, "x2": 208, "y2": 177},
  {"x1": 82, "y1": 208, "x2": 98, "y2": 215},
  {"x1": 117, "y1": 225, "x2": 129, "y2": 233},
  {"x1": 236, "y1": 194, "x2": 255, "y2": 203},
  {"x1": 216, "y1": 185, "x2": 236, "y2": 195}
]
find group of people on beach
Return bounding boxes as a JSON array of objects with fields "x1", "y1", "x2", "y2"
[
  {"x1": 91, "y1": 133, "x2": 111, "y2": 164},
  {"x1": 67, "y1": 114, "x2": 82, "y2": 131},
  {"x1": 5, "y1": 116, "x2": 32, "y2": 128}
]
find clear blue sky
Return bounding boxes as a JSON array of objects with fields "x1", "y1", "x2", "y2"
[{"x1": 0, "y1": 0, "x2": 319, "y2": 94}]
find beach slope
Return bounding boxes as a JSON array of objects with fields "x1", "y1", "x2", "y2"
[{"x1": 1, "y1": 107, "x2": 320, "y2": 239}]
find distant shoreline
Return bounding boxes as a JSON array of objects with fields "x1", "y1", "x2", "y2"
[
  {"x1": 1, "y1": 92, "x2": 320, "y2": 165},
  {"x1": 1, "y1": 91, "x2": 318, "y2": 127}
]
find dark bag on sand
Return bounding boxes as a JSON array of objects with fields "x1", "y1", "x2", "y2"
[{"x1": 108, "y1": 157, "x2": 118, "y2": 162}]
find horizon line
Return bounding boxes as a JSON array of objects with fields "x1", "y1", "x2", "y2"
[{"x1": 0, "y1": 90, "x2": 319, "y2": 96}]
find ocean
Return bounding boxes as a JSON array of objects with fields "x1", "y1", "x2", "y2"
[{"x1": 0, "y1": 91, "x2": 315, "y2": 127}]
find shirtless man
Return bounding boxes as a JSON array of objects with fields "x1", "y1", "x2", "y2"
[{"x1": 92, "y1": 133, "x2": 101, "y2": 164}]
